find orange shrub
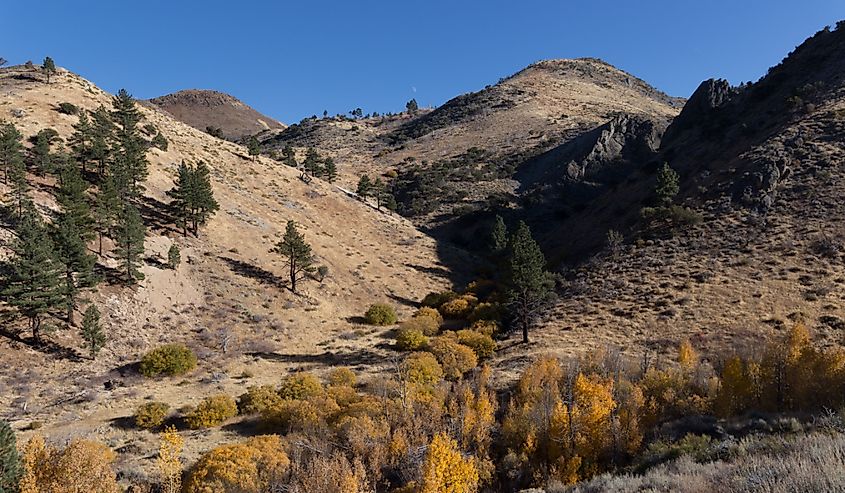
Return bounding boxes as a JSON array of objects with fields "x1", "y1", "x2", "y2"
[{"x1": 184, "y1": 435, "x2": 290, "y2": 493}]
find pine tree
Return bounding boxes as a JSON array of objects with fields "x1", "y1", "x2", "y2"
[
  {"x1": 93, "y1": 174, "x2": 120, "y2": 255},
  {"x1": 52, "y1": 165, "x2": 97, "y2": 325},
  {"x1": 68, "y1": 112, "x2": 95, "y2": 173},
  {"x1": 323, "y1": 157, "x2": 338, "y2": 183},
  {"x1": 114, "y1": 203, "x2": 145, "y2": 284},
  {"x1": 406, "y1": 98, "x2": 419, "y2": 114},
  {"x1": 372, "y1": 177, "x2": 386, "y2": 210},
  {"x1": 1, "y1": 204, "x2": 65, "y2": 340},
  {"x1": 151, "y1": 132, "x2": 168, "y2": 151},
  {"x1": 0, "y1": 121, "x2": 24, "y2": 184},
  {"x1": 507, "y1": 221, "x2": 554, "y2": 343},
  {"x1": 0, "y1": 419, "x2": 22, "y2": 492},
  {"x1": 167, "y1": 244, "x2": 181, "y2": 270},
  {"x1": 272, "y1": 220, "x2": 315, "y2": 294},
  {"x1": 247, "y1": 137, "x2": 260, "y2": 161},
  {"x1": 189, "y1": 161, "x2": 218, "y2": 235},
  {"x1": 111, "y1": 89, "x2": 148, "y2": 199},
  {"x1": 7, "y1": 151, "x2": 29, "y2": 216},
  {"x1": 90, "y1": 105, "x2": 113, "y2": 178},
  {"x1": 80, "y1": 305, "x2": 105, "y2": 359},
  {"x1": 31, "y1": 128, "x2": 56, "y2": 176},
  {"x1": 281, "y1": 144, "x2": 297, "y2": 167},
  {"x1": 167, "y1": 161, "x2": 192, "y2": 236},
  {"x1": 490, "y1": 215, "x2": 508, "y2": 255},
  {"x1": 655, "y1": 162, "x2": 679, "y2": 205},
  {"x1": 42, "y1": 56, "x2": 56, "y2": 84},
  {"x1": 356, "y1": 174, "x2": 372, "y2": 198},
  {"x1": 303, "y1": 147, "x2": 321, "y2": 177}
]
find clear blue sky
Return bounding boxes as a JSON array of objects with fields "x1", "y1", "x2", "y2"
[{"x1": 2, "y1": 1, "x2": 842, "y2": 123}]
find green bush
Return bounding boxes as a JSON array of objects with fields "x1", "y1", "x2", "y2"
[
  {"x1": 364, "y1": 303, "x2": 397, "y2": 326},
  {"x1": 134, "y1": 401, "x2": 170, "y2": 429},
  {"x1": 185, "y1": 394, "x2": 238, "y2": 429},
  {"x1": 395, "y1": 327, "x2": 429, "y2": 351},
  {"x1": 237, "y1": 385, "x2": 282, "y2": 415},
  {"x1": 469, "y1": 302, "x2": 502, "y2": 323},
  {"x1": 456, "y1": 330, "x2": 497, "y2": 359},
  {"x1": 139, "y1": 344, "x2": 197, "y2": 377},
  {"x1": 57, "y1": 102, "x2": 78, "y2": 115},
  {"x1": 421, "y1": 291, "x2": 458, "y2": 308},
  {"x1": 278, "y1": 372, "x2": 323, "y2": 400}
]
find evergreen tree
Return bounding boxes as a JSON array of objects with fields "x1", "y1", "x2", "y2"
[
  {"x1": 372, "y1": 177, "x2": 386, "y2": 210},
  {"x1": 272, "y1": 220, "x2": 315, "y2": 294},
  {"x1": 247, "y1": 137, "x2": 260, "y2": 161},
  {"x1": 302, "y1": 147, "x2": 322, "y2": 177},
  {"x1": 0, "y1": 419, "x2": 22, "y2": 492},
  {"x1": 167, "y1": 244, "x2": 181, "y2": 270},
  {"x1": 506, "y1": 221, "x2": 554, "y2": 344},
  {"x1": 68, "y1": 112, "x2": 94, "y2": 173},
  {"x1": 406, "y1": 98, "x2": 419, "y2": 114},
  {"x1": 80, "y1": 305, "x2": 105, "y2": 360},
  {"x1": 52, "y1": 165, "x2": 97, "y2": 325},
  {"x1": 93, "y1": 174, "x2": 120, "y2": 255},
  {"x1": 281, "y1": 144, "x2": 297, "y2": 167},
  {"x1": 655, "y1": 162, "x2": 680, "y2": 205},
  {"x1": 490, "y1": 215, "x2": 508, "y2": 255},
  {"x1": 1, "y1": 204, "x2": 65, "y2": 340},
  {"x1": 0, "y1": 121, "x2": 24, "y2": 184},
  {"x1": 323, "y1": 157, "x2": 338, "y2": 183},
  {"x1": 7, "y1": 151, "x2": 29, "y2": 216},
  {"x1": 110, "y1": 89, "x2": 148, "y2": 199},
  {"x1": 166, "y1": 161, "x2": 218, "y2": 236},
  {"x1": 114, "y1": 203, "x2": 145, "y2": 284},
  {"x1": 356, "y1": 174, "x2": 372, "y2": 198},
  {"x1": 151, "y1": 131, "x2": 168, "y2": 151},
  {"x1": 167, "y1": 161, "x2": 192, "y2": 236},
  {"x1": 90, "y1": 105, "x2": 113, "y2": 178},
  {"x1": 42, "y1": 56, "x2": 56, "y2": 83},
  {"x1": 31, "y1": 128, "x2": 57, "y2": 176}
]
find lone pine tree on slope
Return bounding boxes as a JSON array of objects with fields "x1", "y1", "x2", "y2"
[
  {"x1": 167, "y1": 161, "x2": 219, "y2": 236},
  {"x1": 272, "y1": 220, "x2": 316, "y2": 294},
  {"x1": 507, "y1": 221, "x2": 554, "y2": 344}
]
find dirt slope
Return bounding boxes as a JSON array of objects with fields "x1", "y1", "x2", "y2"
[{"x1": 148, "y1": 89, "x2": 285, "y2": 140}]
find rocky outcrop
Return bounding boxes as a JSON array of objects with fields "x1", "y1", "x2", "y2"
[{"x1": 662, "y1": 78, "x2": 735, "y2": 144}]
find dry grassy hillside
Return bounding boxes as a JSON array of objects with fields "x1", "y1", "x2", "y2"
[
  {"x1": 148, "y1": 89, "x2": 286, "y2": 140},
  {"x1": 0, "y1": 65, "x2": 467, "y2": 469}
]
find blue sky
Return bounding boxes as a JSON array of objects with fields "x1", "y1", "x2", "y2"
[{"x1": 2, "y1": 1, "x2": 843, "y2": 123}]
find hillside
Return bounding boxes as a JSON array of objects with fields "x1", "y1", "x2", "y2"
[
  {"x1": 0, "y1": 64, "x2": 465, "y2": 469},
  {"x1": 147, "y1": 89, "x2": 285, "y2": 140},
  {"x1": 259, "y1": 58, "x2": 684, "y2": 225}
]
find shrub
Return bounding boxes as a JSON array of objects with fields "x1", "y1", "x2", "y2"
[
  {"x1": 328, "y1": 367, "x2": 357, "y2": 387},
  {"x1": 469, "y1": 320, "x2": 499, "y2": 337},
  {"x1": 57, "y1": 102, "x2": 78, "y2": 115},
  {"x1": 405, "y1": 352, "x2": 444, "y2": 386},
  {"x1": 237, "y1": 385, "x2": 282, "y2": 415},
  {"x1": 184, "y1": 435, "x2": 290, "y2": 493},
  {"x1": 134, "y1": 402, "x2": 170, "y2": 429},
  {"x1": 396, "y1": 327, "x2": 429, "y2": 351},
  {"x1": 429, "y1": 333, "x2": 478, "y2": 379},
  {"x1": 466, "y1": 279, "x2": 498, "y2": 299},
  {"x1": 439, "y1": 297, "x2": 474, "y2": 319},
  {"x1": 260, "y1": 397, "x2": 339, "y2": 433},
  {"x1": 422, "y1": 433, "x2": 479, "y2": 493},
  {"x1": 364, "y1": 303, "x2": 397, "y2": 326},
  {"x1": 414, "y1": 306, "x2": 444, "y2": 326},
  {"x1": 152, "y1": 132, "x2": 168, "y2": 151},
  {"x1": 20, "y1": 436, "x2": 119, "y2": 493},
  {"x1": 421, "y1": 291, "x2": 458, "y2": 308},
  {"x1": 185, "y1": 395, "x2": 238, "y2": 429},
  {"x1": 139, "y1": 344, "x2": 197, "y2": 377},
  {"x1": 457, "y1": 330, "x2": 497, "y2": 359},
  {"x1": 278, "y1": 372, "x2": 323, "y2": 400},
  {"x1": 469, "y1": 302, "x2": 502, "y2": 323},
  {"x1": 400, "y1": 315, "x2": 440, "y2": 336}
]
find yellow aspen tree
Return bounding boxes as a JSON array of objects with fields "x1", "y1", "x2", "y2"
[
  {"x1": 677, "y1": 339, "x2": 698, "y2": 371},
  {"x1": 158, "y1": 426, "x2": 183, "y2": 493},
  {"x1": 18, "y1": 434, "x2": 46, "y2": 493},
  {"x1": 421, "y1": 433, "x2": 479, "y2": 493}
]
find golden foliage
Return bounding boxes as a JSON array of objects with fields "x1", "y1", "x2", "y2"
[
  {"x1": 421, "y1": 291, "x2": 458, "y2": 308},
  {"x1": 184, "y1": 435, "x2": 290, "y2": 493},
  {"x1": 185, "y1": 394, "x2": 238, "y2": 429},
  {"x1": 414, "y1": 306, "x2": 444, "y2": 327},
  {"x1": 19, "y1": 435, "x2": 119, "y2": 493},
  {"x1": 677, "y1": 339, "x2": 698, "y2": 370},
  {"x1": 400, "y1": 316, "x2": 441, "y2": 337},
  {"x1": 278, "y1": 372, "x2": 324, "y2": 400},
  {"x1": 405, "y1": 352, "x2": 445, "y2": 387},
  {"x1": 237, "y1": 385, "x2": 283, "y2": 415},
  {"x1": 328, "y1": 367, "x2": 357, "y2": 387},
  {"x1": 395, "y1": 327, "x2": 430, "y2": 351},
  {"x1": 287, "y1": 451, "x2": 372, "y2": 493},
  {"x1": 157, "y1": 426, "x2": 183, "y2": 493},
  {"x1": 439, "y1": 297, "x2": 473, "y2": 319},
  {"x1": 429, "y1": 333, "x2": 478, "y2": 380},
  {"x1": 134, "y1": 401, "x2": 170, "y2": 429},
  {"x1": 456, "y1": 330, "x2": 497, "y2": 359},
  {"x1": 421, "y1": 433, "x2": 479, "y2": 493}
]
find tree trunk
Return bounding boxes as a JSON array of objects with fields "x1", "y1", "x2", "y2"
[
  {"x1": 98, "y1": 232, "x2": 103, "y2": 255},
  {"x1": 66, "y1": 270, "x2": 76, "y2": 326},
  {"x1": 290, "y1": 259, "x2": 297, "y2": 293},
  {"x1": 522, "y1": 323, "x2": 529, "y2": 344}
]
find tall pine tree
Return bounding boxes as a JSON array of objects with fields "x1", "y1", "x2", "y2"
[
  {"x1": 52, "y1": 165, "x2": 97, "y2": 325},
  {"x1": 506, "y1": 221, "x2": 554, "y2": 343},
  {"x1": 0, "y1": 121, "x2": 24, "y2": 184},
  {"x1": 80, "y1": 305, "x2": 105, "y2": 360},
  {"x1": 114, "y1": 203, "x2": 145, "y2": 284},
  {"x1": 272, "y1": 220, "x2": 315, "y2": 294},
  {"x1": 1, "y1": 204, "x2": 65, "y2": 340},
  {"x1": 167, "y1": 161, "x2": 218, "y2": 236},
  {"x1": 31, "y1": 128, "x2": 57, "y2": 176},
  {"x1": 323, "y1": 157, "x2": 338, "y2": 183},
  {"x1": 68, "y1": 112, "x2": 94, "y2": 174},
  {"x1": 0, "y1": 419, "x2": 22, "y2": 492},
  {"x1": 93, "y1": 174, "x2": 120, "y2": 255},
  {"x1": 490, "y1": 215, "x2": 508, "y2": 256},
  {"x1": 90, "y1": 105, "x2": 113, "y2": 178},
  {"x1": 110, "y1": 89, "x2": 148, "y2": 199}
]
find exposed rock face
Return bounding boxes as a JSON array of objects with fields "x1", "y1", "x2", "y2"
[
  {"x1": 662, "y1": 78, "x2": 735, "y2": 144},
  {"x1": 148, "y1": 89, "x2": 284, "y2": 140}
]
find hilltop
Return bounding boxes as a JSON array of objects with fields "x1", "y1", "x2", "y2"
[{"x1": 148, "y1": 89, "x2": 285, "y2": 140}]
